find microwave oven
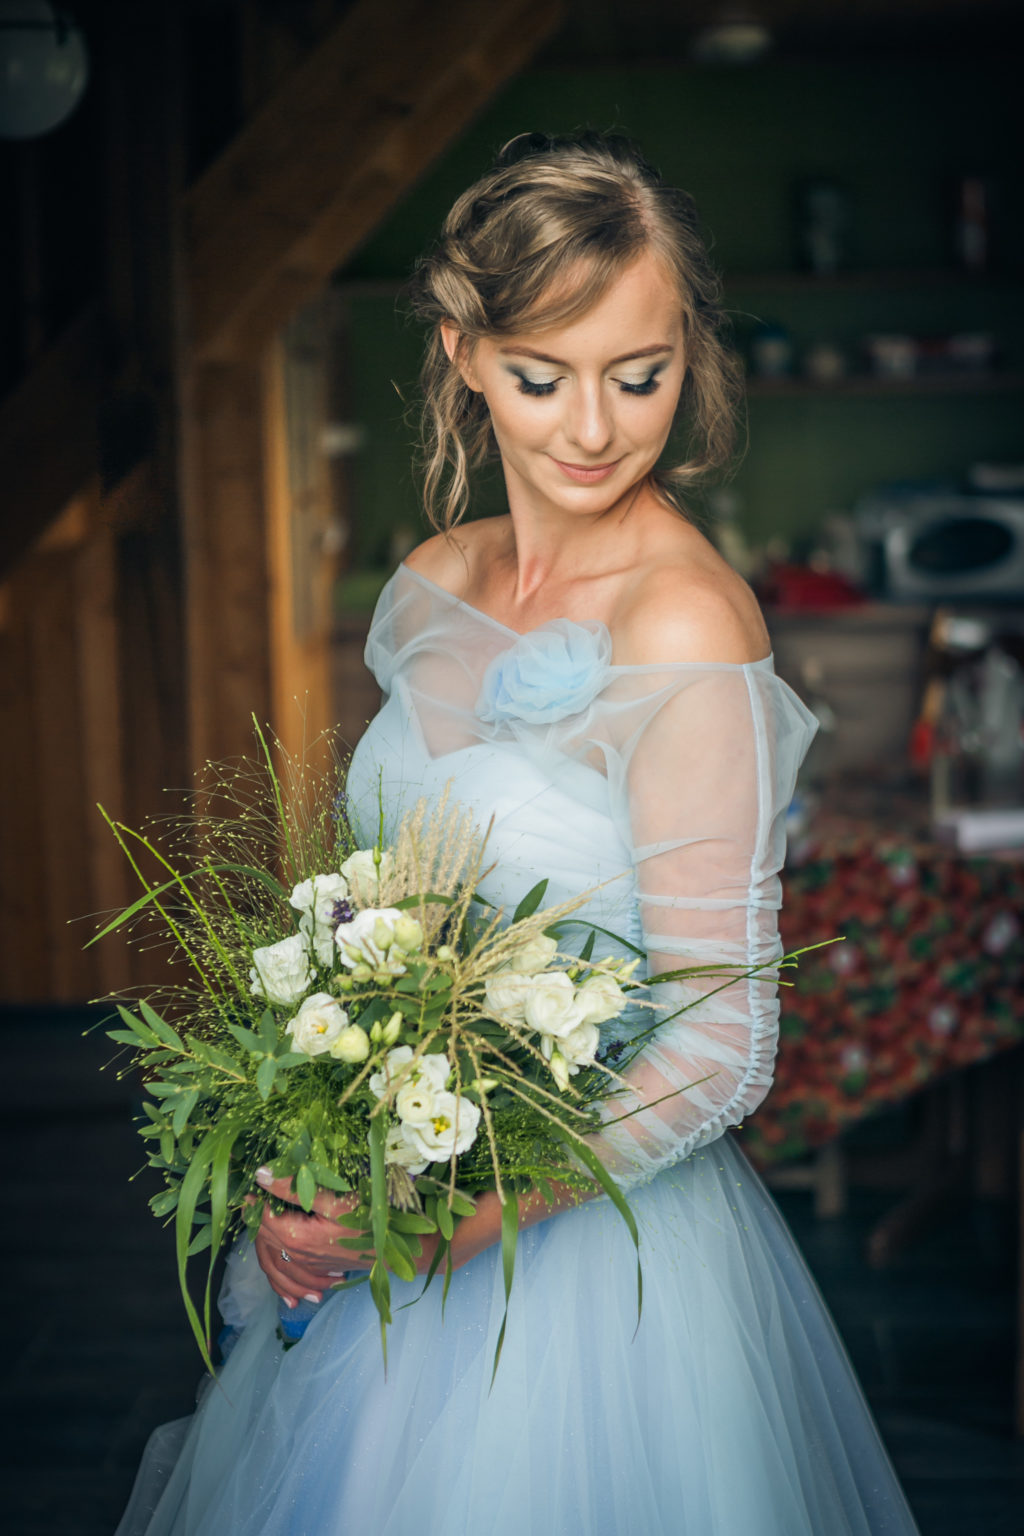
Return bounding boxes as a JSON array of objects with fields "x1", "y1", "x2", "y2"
[{"x1": 857, "y1": 494, "x2": 1024, "y2": 601}]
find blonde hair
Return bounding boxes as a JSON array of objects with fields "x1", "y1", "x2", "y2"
[{"x1": 406, "y1": 130, "x2": 744, "y2": 534}]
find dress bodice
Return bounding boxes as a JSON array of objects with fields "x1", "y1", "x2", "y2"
[{"x1": 347, "y1": 563, "x2": 817, "y2": 1188}]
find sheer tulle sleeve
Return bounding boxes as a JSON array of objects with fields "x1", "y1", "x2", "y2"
[{"x1": 589, "y1": 664, "x2": 815, "y2": 1189}]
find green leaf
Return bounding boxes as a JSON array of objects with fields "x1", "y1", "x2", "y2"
[
  {"x1": 388, "y1": 1211, "x2": 437, "y2": 1234},
  {"x1": 295, "y1": 1164, "x2": 316, "y2": 1212},
  {"x1": 256, "y1": 1055, "x2": 278, "y2": 1101},
  {"x1": 257, "y1": 1008, "x2": 279, "y2": 1050},
  {"x1": 116, "y1": 1004, "x2": 160, "y2": 1046},
  {"x1": 139, "y1": 999, "x2": 184, "y2": 1051},
  {"x1": 490, "y1": 1192, "x2": 520, "y2": 1388},
  {"x1": 448, "y1": 1191, "x2": 477, "y2": 1218},
  {"x1": 227, "y1": 1023, "x2": 265, "y2": 1053},
  {"x1": 187, "y1": 1226, "x2": 214, "y2": 1257},
  {"x1": 382, "y1": 1236, "x2": 416, "y2": 1282},
  {"x1": 159, "y1": 1129, "x2": 175, "y2": 1163},
  {"x1": 578, "y1": 929, "x2": 597, "y2": 963},
  {"x1": 149, "y1": 1185, "x2": 179, "y2": 1216},
  {"x1": 435, "y1": 1198, "x2": 454, "y2": 1241},
  {"x1": 172, "y1": 1088, "x2": 199, "y2": 1139},
  {"x1": 512, "y1": 879, "x2": 548, "y2": 923}
]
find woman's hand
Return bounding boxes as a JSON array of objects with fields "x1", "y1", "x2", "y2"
[{"x1": 253, "y1": 1169, "x2": 373, "y2": 1309}]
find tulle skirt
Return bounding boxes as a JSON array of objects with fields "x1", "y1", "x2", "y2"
[{"x1": 116, "y1": 1136, "x2": 919, "y2": 1535}]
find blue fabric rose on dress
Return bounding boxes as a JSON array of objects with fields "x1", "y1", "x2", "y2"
[{"x1": 476, "y1": 620, "x2": 612, "y2": 725}]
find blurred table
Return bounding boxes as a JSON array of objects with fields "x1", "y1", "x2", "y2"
[{"x1": 746, "y1": 814, "x2": 1023, "y2": 1168}]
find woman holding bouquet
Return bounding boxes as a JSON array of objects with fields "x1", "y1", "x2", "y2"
[{"x1": 119, "y1": 132, "x2": 919, "y2": 1534}]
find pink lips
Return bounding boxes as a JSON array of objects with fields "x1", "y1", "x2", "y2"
[{"x1": 551, "y1": 458, "x2": 621, "y2": 484}]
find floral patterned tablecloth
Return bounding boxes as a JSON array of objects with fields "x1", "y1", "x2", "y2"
[{"x1": 743, "y1": 832, "x2": 1024, "y2": 1167}]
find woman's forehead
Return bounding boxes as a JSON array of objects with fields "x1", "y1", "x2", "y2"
[{"x1": 490, "y1": 253, "x2": 683, "y2": 354}]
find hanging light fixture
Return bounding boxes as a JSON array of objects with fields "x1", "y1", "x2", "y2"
[
  {"x1": 690, "y1": 5, "x2": 773, "y2": 65},
  {"x1": 0, "y1": 1, "x2": 88, "y2": 140}
]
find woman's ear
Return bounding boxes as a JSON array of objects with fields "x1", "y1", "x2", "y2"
[{"x1": 440, "y1": 322, "x2": 482, "y2": 392}]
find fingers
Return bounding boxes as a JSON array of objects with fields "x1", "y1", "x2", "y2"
[{"x1": 255, "y1": 1166, "x2": 360, "y2": 1223}]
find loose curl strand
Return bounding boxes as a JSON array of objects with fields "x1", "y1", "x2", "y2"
[{"x1": 406, "y1": 130, "x2": 744, "y2": 534}]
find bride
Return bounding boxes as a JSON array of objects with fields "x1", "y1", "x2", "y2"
[{"x1": 118, "y1": 130, "x2": 920, "y2": 1535}]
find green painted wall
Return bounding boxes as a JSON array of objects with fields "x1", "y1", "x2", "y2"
[{"x1": 335, "y1": 60, "x2": 1023, "y2": 587}]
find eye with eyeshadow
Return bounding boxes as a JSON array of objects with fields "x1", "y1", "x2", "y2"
[
  {"x1": 615, "y1": 371, "x2": 662, "y2": 396},
  {"x1": 511, "y1": 371, "x2": 560, "y2": 397}
]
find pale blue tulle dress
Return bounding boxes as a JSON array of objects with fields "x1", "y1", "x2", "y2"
[{"x1": 117, "y1": 563, "x2": 920, "y2": 1535}]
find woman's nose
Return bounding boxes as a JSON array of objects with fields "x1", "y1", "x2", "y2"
[{"x1": 564, "y1": 385, "x2": 614, "y2": 456}]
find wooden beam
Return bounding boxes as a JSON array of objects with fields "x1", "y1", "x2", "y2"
[
  {"x1": 186, "y1": 0, "x2": 565, "y2": 360},
  {"x1": 0, "y1": 306, "x2": 102, "y2": 581}
]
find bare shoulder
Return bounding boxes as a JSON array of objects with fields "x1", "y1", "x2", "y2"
[
  {"x1": 615, "y1": 552, "x2": 770, "y2": 667},
  {"x1": 402, "y1": 518, "x2": 511, "y2": 597}
]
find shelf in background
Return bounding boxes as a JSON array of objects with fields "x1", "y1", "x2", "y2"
[{"x1": 746, "y1": 371, "x2": 1024, "y2": 399}]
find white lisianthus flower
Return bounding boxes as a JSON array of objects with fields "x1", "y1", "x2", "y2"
[
  {"x1": 541, "y1": 1019, "x2": 600, "y2": 1072},
  {"x1": 403, "y1": 1092, "x2": 481, "y2": 1162},
  {"x1": 368, "y1": 1046, "x2": 450, "y2": 1101},
  {"x1": 289, "y1": 873, "x2": 350, "y2": 966},
  {"x1": 395, "y1": 1079, "x2": 435, "y2": 1125},
  {"x1": 575, "y1": 971, "x2": 627, "y2": 1026},
  {"x1": 285, "y1": 992, "x2": 349, "y2": 1056},
  {"x1": 336, "y1": 907, "x2": 405, "y2": 973},
  {"x1": 506, "y1": 932, "x2": 558, "y2": 973},
  {"x1": 340, "y1": 847, "x2": 396, "y2": 907},
  {"x1": 483, "y1": 969, "x2": 534, "y2": 1024},
  {"x1": 249, "y1": 934, "x2": 315, "y2": 1007},
  {"x1": 385, "y1": 1123, "x2": 428, "y2": 1175},
  {"x1": 328, "y1": 1023, "x2": 371, "y2": 1064},
  {"x1": 523, "y1": 971, "x2": 587, "y2": 1039}
]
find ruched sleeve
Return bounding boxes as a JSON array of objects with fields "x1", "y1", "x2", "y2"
[{"x1": 588, "y1": 664, "x2": 815, "y2": 1188}]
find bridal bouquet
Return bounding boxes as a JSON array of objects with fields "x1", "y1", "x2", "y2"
[
  {"x1": 96, "y1": 725, "x2": 824, "y2": 1378},
  {"x1": 95, "y1": 727, "x2": 652, "y2": 1376}
]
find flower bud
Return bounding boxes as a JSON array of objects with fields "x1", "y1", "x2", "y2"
[
  {"x1": 350, "y1": 962, "x2": 373, "y2": 984},
  {"x1": 436, "y1": 944, "x2": 455, "y2": 963},
  {"x1": 373, "y1": 916, "x2": 396, "y2": 952},
  {"x1": 471, "y1": 1077, "x2": 498, "y2": 1094},
  {"x1": 369, "y1": 1020, "x2": 383, "y2": 1043},
  {"x1": 549, "y1": 1050, "x2": 571, "y2": 1093},
  {"x1": 393, "y1": 915, "x2": 424, "y2": 953},
  {"x1": 382, "y1": 1012, "x2": 403, "y2": 1046},
  {"x1": 328, "y1": 1025, "x2": 371, "y2": 1064}
]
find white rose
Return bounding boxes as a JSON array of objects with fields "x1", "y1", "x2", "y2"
[
  {"x1": 385, "y1": 1123, "x2": 428, "y2": 1175},
  {"x1": 523, "y1": 971, "x2": 587, "y2": 1040},
  {"x1": 249, "y1": 934, "x2": 314, "y2": 1007},
  {"x1": 289, "y1": 873, "x2": 350, "y2": 966},
  {"x1": 395, "y1": 1079, "x2": 435, "y2": 1125},
  {"x1": 285, "y1": 992, "x2": 349, "y2": 1056},
  {"x1": 506, "y1": 933, "x2": 558, "y2": 973},
  {"x1": 336, "y1": 907, "x2": 404, "y2": 972},
  {"x1": 575, "y1": 971, "x2": 627, "y2": 1026},
  {"x1": 484, "y1": 969, "x2": 535, "y2": 1024},
  {"x1": 403, "y1": 1092, "x2": 481, "y2": 1162},
  {"x1": 328, "y1": 1024, "x2": 371, "y2": 1064},
  {"x1": 340, "y1": 848, "x2": 396, "y2": 907}
]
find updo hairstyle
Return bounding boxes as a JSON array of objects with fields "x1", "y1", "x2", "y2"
[{"x1": 407, "y1": 130, "x2": 743, "y2": 533}]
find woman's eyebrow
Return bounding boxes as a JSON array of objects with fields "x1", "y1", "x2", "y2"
[{"x1": 498, "y1": 343, "x2": 675, "y2": 366}]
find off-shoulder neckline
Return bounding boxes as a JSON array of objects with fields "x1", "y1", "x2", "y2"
[{"x1": 395, "y1": 562, "x2": 775, "y2": 672}]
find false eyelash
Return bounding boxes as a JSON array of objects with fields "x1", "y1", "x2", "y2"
[
  {"x1": 619, "y1": 374, "x2": 661, "y2": 396},
  {"x1": 514, "y1": 375, "x2": 558, "y2": 397}
]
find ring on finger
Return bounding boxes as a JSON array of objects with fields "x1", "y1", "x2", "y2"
[{"x1": 280, "y1": 1248, "x2": 292, "y2": 1263}]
